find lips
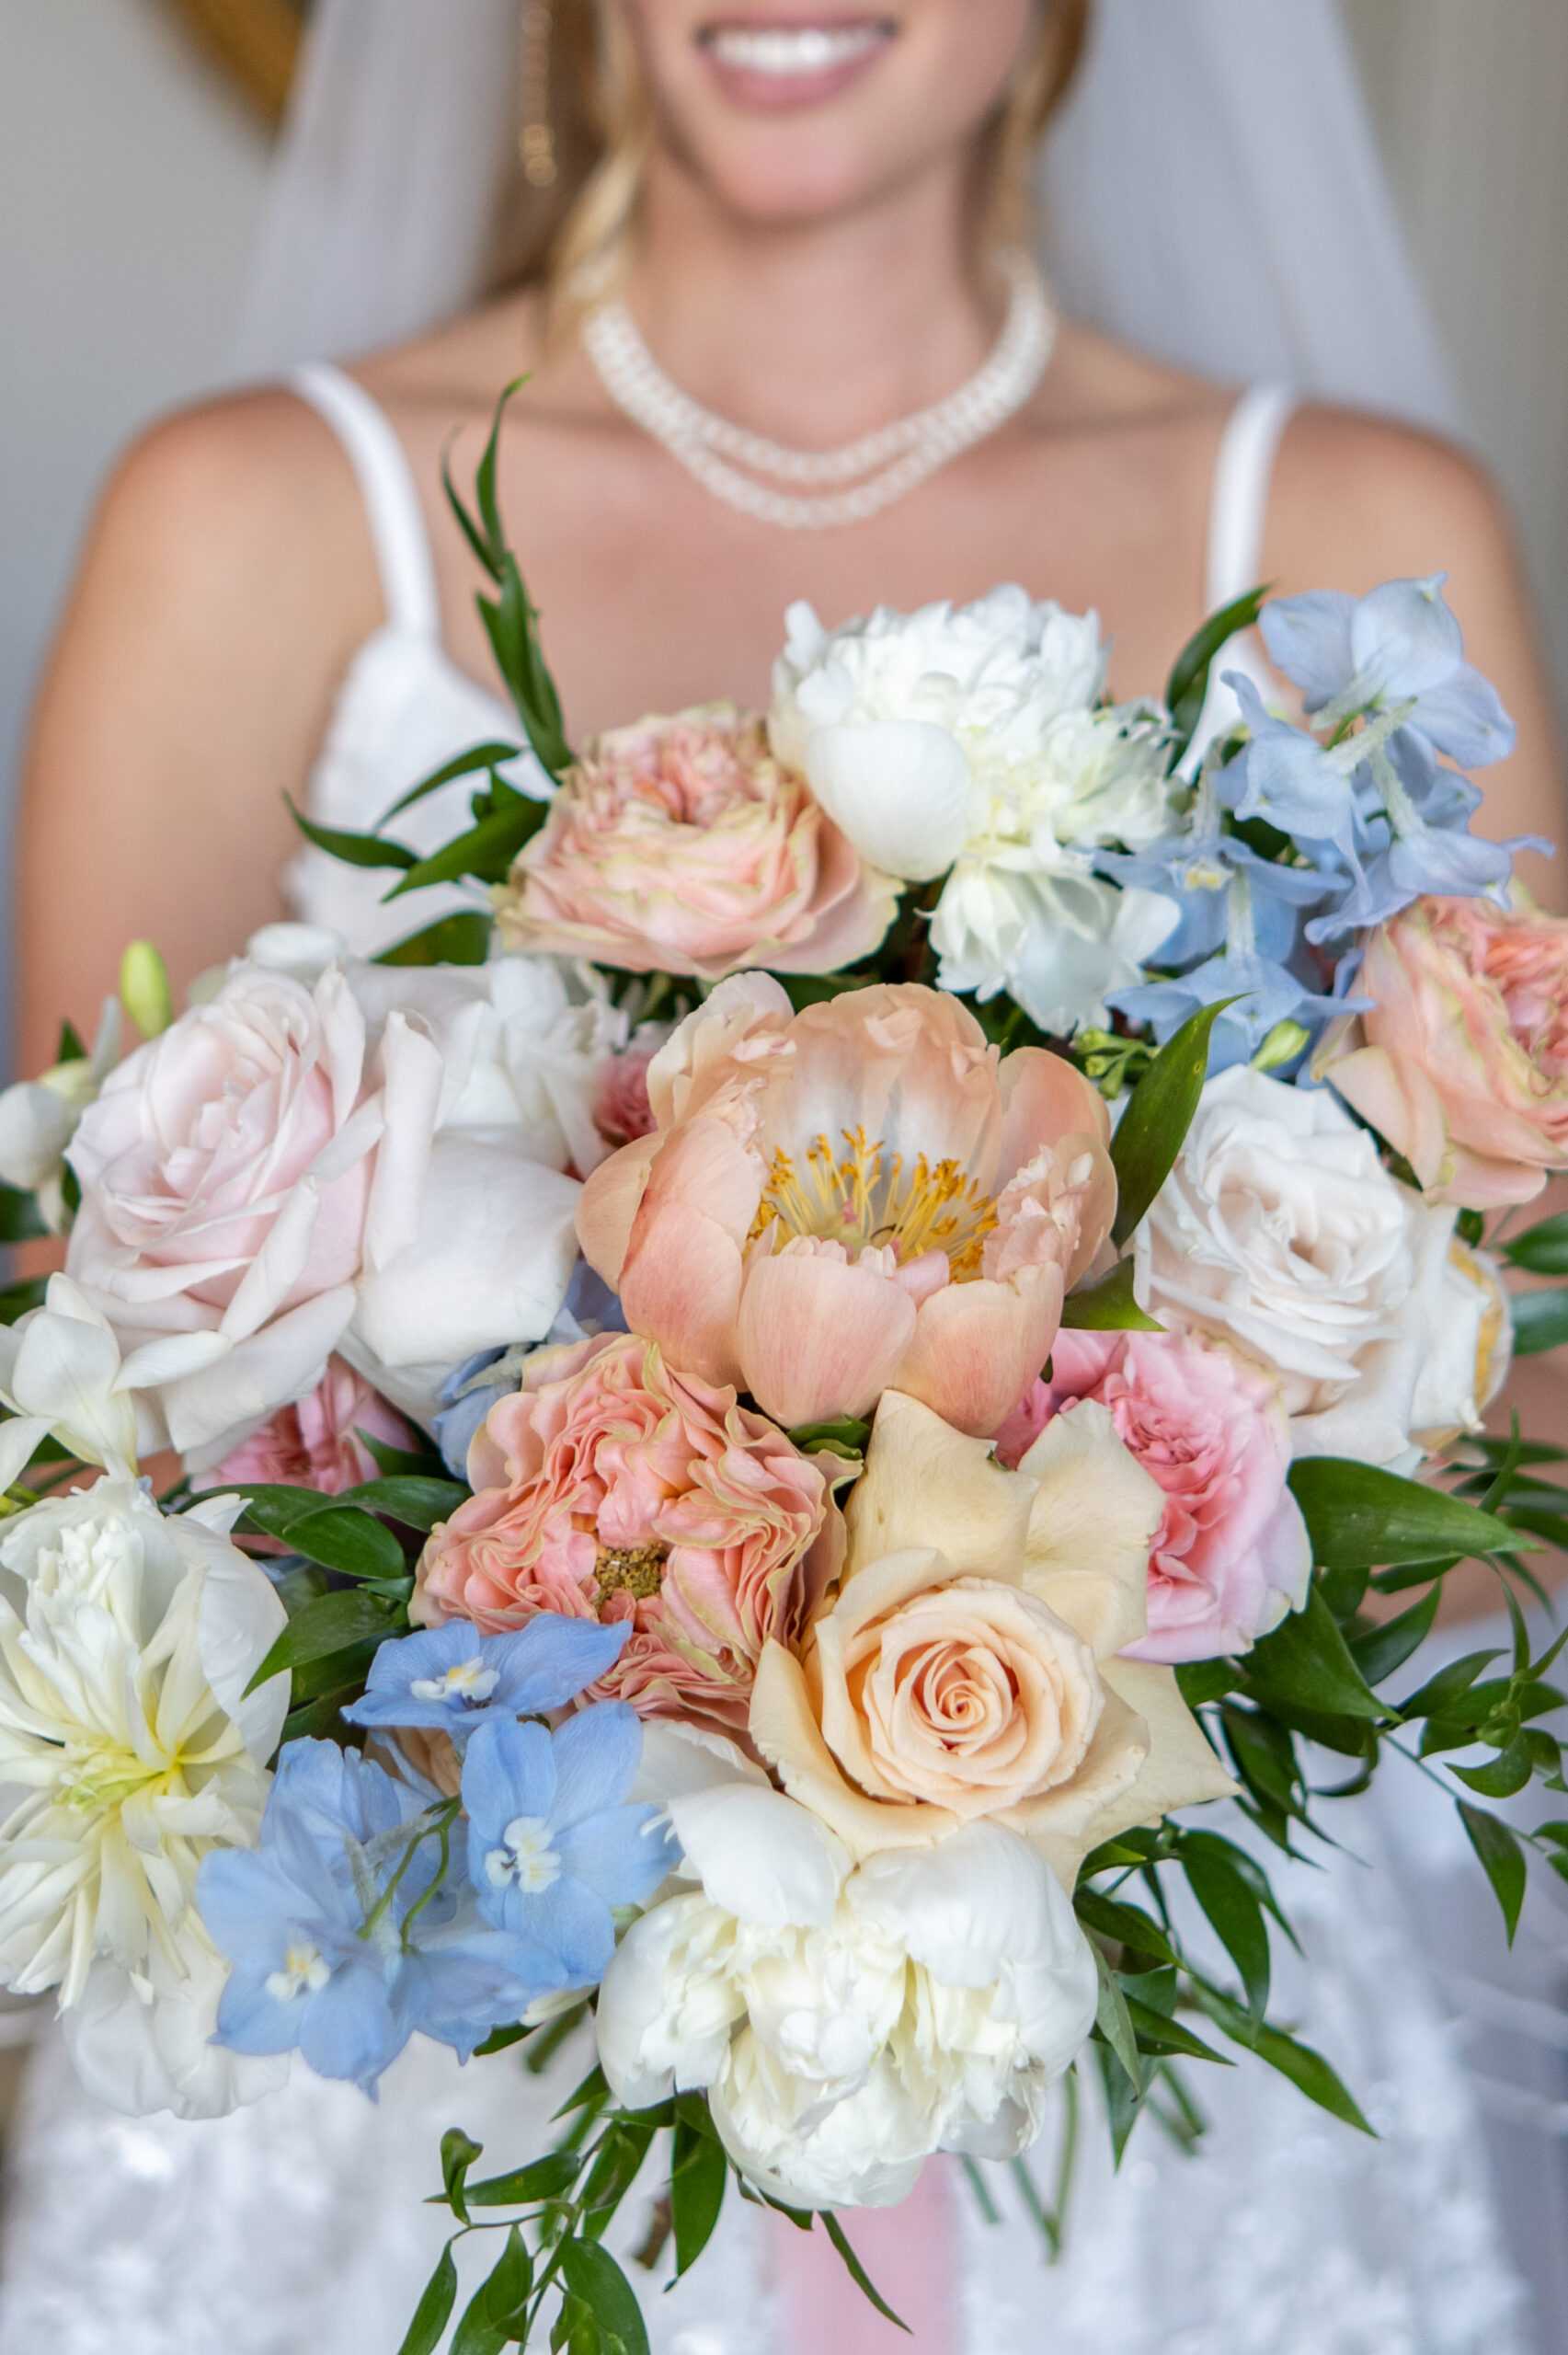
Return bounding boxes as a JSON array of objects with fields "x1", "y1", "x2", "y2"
[{"x1": 694, "y1": 15, "x2": 898, "y2": 108}]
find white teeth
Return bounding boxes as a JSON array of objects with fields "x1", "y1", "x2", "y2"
[{"x1": 705, "y1": 24, "x2": 888, "y2": 77}]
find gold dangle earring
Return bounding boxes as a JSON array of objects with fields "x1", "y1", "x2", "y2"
[{"x1": 520, "y1": 0, "x2": 559, "y2": 189}]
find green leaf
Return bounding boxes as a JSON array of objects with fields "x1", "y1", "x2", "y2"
[
  {"x1": 1503, "y1": 1212, "x2": 1568, "y2": 1276},
  {"x1": 0, "y1": 1184, "x2": 46, "y2": 1245},
  {"x1": 1059, "y1": 1258, "x2": 1163, "y2": 1332},
  {"x1": 1457, "y1": 1801, "x2": 1528, "y2": 1944},
  {"x1": 463, "y1": 2150, "x2": 583, "y2": 2208},
  {"x1": 1450, "y1": 1735, "x2": 1536, "y2": 1800},
  {"x1": 1219, "y1": 1705, "x2": 1301, "y2": 1817},
  {"x1": 1397, "y1": 1647, "x2": 1503, "y2": 1722},
  {"x1": 1183, "y1": 1856, "x2": 1271, "y2": 2018},
  {"x1": 339, "y1": 1476, "x2": 468, "y2": 1532},
  {"x1": 1511, "y1": 1287, "x2": 1568, "y2": 1358},
  {"x1": 284, "y1": 795, "x2": 418, "y2": 871},
  {"x1": 1093, "y1": 1947, "x2": 1145, "y2": 2090},
  {"x1": 378, "y1": 741, "x2": 527, "y2": 829},
  {"x1": 671, "y1": 2117, "x2": 728, "y2": 2276},
  {"x1": 822, "y1": 2213, "x2": 910, "y2": 2335},
  {"x1": 384, "y1": 796, "x2": 550, "y2": 901},
  {"x1": 785, "y1": 1416, "x2": 871, "y2": 1458},
  {"x1": 56, "y1": 1018, "x2": 87, "y2": 1063},
  {"x1": 377, "y1": 912, "x2": 496, "y2": 968},
  {"x1": 1110, "y1": 999, "x2": 1242, "y2": 1246},
  {"x1": 285, "y1": 1505, "x2": 408, "y2": 1582},
  {"x1": 1076, "y1": 1890, "x2": 1177, "y2": 1965},
  {"x1": 1347, "y1": 1588, "x2": 1442, "y2": 1687},
  {"x1": 244, "y1": 1589, "x2": 402, "y2": 1696},
  {"x1": 356, "y1": 1430, "x2": 454, "y2": 1481},
  {"x1": 557, "y1": 2238, "x2": 650, "y2": 2355},
  {"x1": 1242, "y1": 1586, "x2": 1385, "y2": 1724},
  {"x1": 441, "y1": 2127, "x2": 484, "y2": 2225},
  {"x1": 1165, "y1": 586, "x2": 1269, "y2": 753},
  {"x1": 396, "y1": 2242, "x2": 459, "y2": 2355},
  {"x1": 1175, "y1": 1660, "x2": 1242, "y2": 1709},
  {"x1": 1288, "y1": 1457, "x2": 1531, "y2": 1572},
  {"x1": 1122, "y1": 1994, "x2": 1231, "y2": 2066},
  {"x1": 578, "y1": 2118, "x2": 656, "y2": 2242},
  {"x1": 1194, "y1": 1986, "x2": 1374, "y2": 2134}
]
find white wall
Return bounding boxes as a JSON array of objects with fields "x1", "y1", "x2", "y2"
[
  {"x1": 1344, "y1": 0, "x2": 1568, "y2": 695},
  {"x1": 0, "y1": 0, "x2": 270, "y2": 925}
]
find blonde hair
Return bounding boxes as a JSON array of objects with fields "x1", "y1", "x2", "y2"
[{"x1": 489, "y1": 0, "x2": 1094, "y2": 320}]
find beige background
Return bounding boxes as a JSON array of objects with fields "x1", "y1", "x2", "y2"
[{"x1": 1, "y1": 0, "x2": 1566, "y2": 1057}]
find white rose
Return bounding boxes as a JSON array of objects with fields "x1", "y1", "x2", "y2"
[
  {"x1": 769, "y1": 589, "x2": 1109, "y2": 883},
  {"x1": 0, "y1": 997, "x2": 122, "y2": 1234},
  {"x1": 0, "y1": 1479, "x2": 288, "y2": 2116},
  {"x1": 64, "y1": 943, "x2": 597, "y2": 1460},
  {"x1": 1135, "y1": 1066, "x2": 1504, "y2": 1471},
  {"x1": 599, "y1": 1729, "x2": 1096, "y2": 2210}
]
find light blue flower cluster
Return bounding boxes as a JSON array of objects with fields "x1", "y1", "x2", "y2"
[
  {"x1": 1099, "y1": 576, "x2": 1543, "y2": 1073},
  {"x1": 199, "y1": 1616, "x2": 675, "y2": 2097}
]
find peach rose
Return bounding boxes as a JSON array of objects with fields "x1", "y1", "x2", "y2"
[
  {"x1": 750, "y1": 1392, "x2": 1236, "y2": 1889},
  {"x1": 1318, "y1": 894, "x2": 1568, "y2": 1208},
  {"x1": 493, "y1": 705, "x2": 898, "y2": 980},
  {"x1": 413, "y1": 1331, "x2": 843, "y2": 1731},
  {"x1": 577, "y1": 978, "x2": 1117, "y2": 1441}
]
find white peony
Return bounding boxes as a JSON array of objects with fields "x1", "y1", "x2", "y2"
[
  {"x1": 600, "y1": 1729, "x2": 1097, "y2": 2209},
  {"x1": 64, "y1": 930, "x2": 613, "y2": 1460},
  {"x1": 769, "y1": 588, "x2": 1111, "y2": 883},
  {"x1": 932, "y1": 862, "x2": 1178, "y2": 1037},
  {"x1": 1134, "y1": 1066, "x2": 1509, "y2": 1472},
  {"x1": 0, "y1": 1477, "x2": 289, "y2": 2115}
]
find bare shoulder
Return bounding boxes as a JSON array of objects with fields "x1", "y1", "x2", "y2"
[
  {"x1": 1038, "y1": 322, "x2": 1233, "y2": 437},
  {"x1": 1268, "y1": 402, "x2": 1522, "y2": 592},
  {"x1": 84, "y1": 385, "x2": 380, "y2": 651}
]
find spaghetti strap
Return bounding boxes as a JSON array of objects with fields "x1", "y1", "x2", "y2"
[
  {"x1": 1205, "y1": 383, "x2": 1298, "y2": 613},
  {"x1": 288, "y1": 362, "x2": 442, "y2": 641}
]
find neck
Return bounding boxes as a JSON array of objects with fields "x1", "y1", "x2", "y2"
[{"x1": 624, "y1": 155, "x2": 1002, "y2": 451}]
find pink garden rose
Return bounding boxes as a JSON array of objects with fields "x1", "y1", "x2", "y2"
[
  {"x1": 577, "y1": 977, "x2": 1117, "y2": 1441},
  {"x1": 1319, "y1": 894, "x2": 1568, "y2": 1208},
  {"x1": 593, "y1": 1030, "x2": 669, "y2": 1150},
  {"x1": 493, "y1": 704, "x2": 898, "y2": 979},
  {"x1": 213, "y1": 1357, "x2": 417, "y2": 1499},
  {"x1": 997, "y1": 1331, "x2": 1311, "y2": 1665},
  {"x1": 413, "y1": 1331, "x2": 844, "y2": 1730}
]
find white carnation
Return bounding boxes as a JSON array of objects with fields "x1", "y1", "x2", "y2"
[
  {"x1": 1135, "y1": 1065, "x2": 1506, "y2": 1471},
  {"x1": 599, "y1": 1731, "x2": 1096, "y2": 2209}
]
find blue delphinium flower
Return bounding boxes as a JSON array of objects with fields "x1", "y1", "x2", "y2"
[
  {"x1": 343, "y1": 1615, "x2": 630, "y2": 1743},
  {"x1": 1260, "y1": 575, "x2": 1516, "y2": 769},
  {"x1": 199, "y1": 1741, "x2": 566, "y2": 2095},
  {"x1": 463, "y1": 1710, "x2": 675, "y2": 1986},
  {"x1": 1098, "y1": 756, "x2": 1336, "y2": 968}
]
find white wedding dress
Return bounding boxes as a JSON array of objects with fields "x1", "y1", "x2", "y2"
[{"x1": 0, "y1": 369, "x2": 1554, "y2": 2355}]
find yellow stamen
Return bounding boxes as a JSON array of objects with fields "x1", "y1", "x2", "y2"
[
  {"x1": 594, "y1": 1542, "x2": 670, "y2": 1602},
  {"x1": 749, "y1": 1127, "x2": 997, "y2": 1280}
]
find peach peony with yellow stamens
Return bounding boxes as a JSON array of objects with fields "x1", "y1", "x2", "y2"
[{"x1": 576, "y1": 978, "x2": 1117, "y2": 1439}]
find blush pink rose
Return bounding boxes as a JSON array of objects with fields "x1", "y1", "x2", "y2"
[
  {"x1": 997, "y1": 1331, "x2": 1311, "y2": 1665},
  {"x1": 576, "y1": 976, "x2": 1117, "y2": 1442},
  {"x1": 213, "y1": 1356, "x2": 417, "y2": 1499},
  {"x1": 412, "y1": 1331, "x2": 844, "y2": 1730},
  {"x1": 493, "y1": 704, "x2": 898, "y2": 979},
  {"x1": 593, "y1": 1029, "x2": 670, "y2": 1151},
  {"x1": 1319, "y1": 895, "x2": 1568, "y2": 1208}
]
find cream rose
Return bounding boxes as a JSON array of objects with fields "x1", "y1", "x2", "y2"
[
  {"x1": 1133, "y1": 1065, "x2": 1509, "y2": 1471},
  {"x1": 750, "y1": 1391, "x2": 1235, "y2": 1889}
]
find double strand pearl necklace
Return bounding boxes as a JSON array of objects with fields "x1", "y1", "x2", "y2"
[{"x1": 580, "y1": 249, "x2": 1057, "y2": 532}]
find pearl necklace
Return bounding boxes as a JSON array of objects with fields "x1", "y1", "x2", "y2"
[{"x1": 580, "y1": 250, "x2": 1057, "y2": 532}]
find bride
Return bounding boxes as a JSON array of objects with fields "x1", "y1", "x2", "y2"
[{"x1": 6, "y1": 2, "x2": 1564, "y2": 2348}]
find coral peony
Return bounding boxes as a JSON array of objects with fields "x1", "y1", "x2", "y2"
[
  {"x1": 998, "y1": 1332, "x2": 1310, "y2": 1665},
  {"x1": 577, "y1": 977, "x2": 1117, "y2": 1441},
  {"x1": 413, "y1": 1332, "x2": 843, "y2": 1730},
  {"x1": 1318, "y1": 893, "x2": 1568, "y2": 1208},
  {"x1": 493, "y1": 704, "x2": 898, "y2": 979}
]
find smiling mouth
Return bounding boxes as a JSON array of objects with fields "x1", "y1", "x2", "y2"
[{"x1": 696, "y1": 17, "x2": 898, "y2": 82}]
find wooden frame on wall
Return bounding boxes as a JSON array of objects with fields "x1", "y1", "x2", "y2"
[{"x1": 164, "y1": 0, "x2": 308, "y2": 122}]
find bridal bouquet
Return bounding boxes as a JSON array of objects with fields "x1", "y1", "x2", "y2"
[{"x1": 3, "y1": 393, "x2": 1566, "y2": 2350}]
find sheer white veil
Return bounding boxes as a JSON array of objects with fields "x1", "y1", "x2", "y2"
[{"x1": 232, "y1": 0, "x2": 1461, "y2": 433}]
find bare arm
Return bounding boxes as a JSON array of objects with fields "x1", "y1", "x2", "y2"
[
  {"x1": 16, "y1": 392, "x2": 380, "y2": 1074},
  {"x1": 1269, "y1": 408, "x2": 1566, "y2": 911}
]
